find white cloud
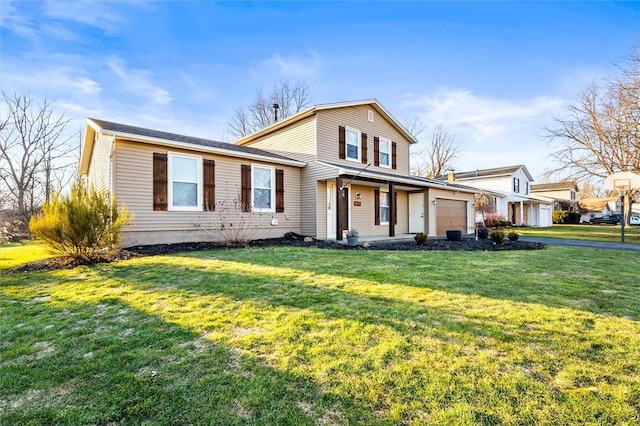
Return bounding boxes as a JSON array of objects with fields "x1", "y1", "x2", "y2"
[
  {"x1": 400, "y1": 88, "x2": 566, "y2": 179},
  {"x1": 0, "y1": 0, "x2": 39, "y2": 42},
  {"x1": 42, "y1": 0, "x2": 122, "y2": 33},
  {"x1": 257, "y1": 52, "x2": 321, "y2": 79},
  {"x1": 107, "y1": 58, "x2": 173, "y2": 105},
  {"x1": 4, "y1": 65, "x2": 102, "y2": 95}
]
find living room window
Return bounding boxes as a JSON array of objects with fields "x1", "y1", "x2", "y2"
[
  {"x1": 380, "y1": 190, "x2": 390, "y2": 224},
  {"x1": 379, "y1": 138, "x2": 391, "y2": 168},
  {"x1": 168, "y1": 153, "x2": 202, "y2": 211},
  {"x1": 346, "y1": 127, "x2": 360, "y2": 162},
  {"x1": 252, "y1": 165, "x2": 275, "y2": 212}
]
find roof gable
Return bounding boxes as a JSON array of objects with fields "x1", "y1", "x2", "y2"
[{"x1": 235, "y1": 99, "x2": 418, "y2": 146}]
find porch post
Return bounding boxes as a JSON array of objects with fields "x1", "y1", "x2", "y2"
[
  {"x1": 336, "y1": 177, "x2": 344, "y2": 240},
  {"x1": 519, "y1": 201, "x2": 524, "y2": 226},
  {"x1": 389, "y1": 182, "x2": 395, "y2": 237}
]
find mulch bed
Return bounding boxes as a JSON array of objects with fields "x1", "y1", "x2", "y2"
[{"x1": 7, "y1": 234, "x2": 544, "y2": 273}]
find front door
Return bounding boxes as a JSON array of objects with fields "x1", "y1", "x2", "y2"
[
  {"x1": 327, "y1": 182, "x2": 335, "y2": 239},
  {"x1": 409, "y1": 192, "x2": 424, "y2": 233}
]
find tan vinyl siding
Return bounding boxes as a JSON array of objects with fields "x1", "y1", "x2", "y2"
[
  {"x1": 344, "y1": 185, "x2": 408, "y2": 238},
  {"x1": 237, "y1": 116, "x2": 316, "y2": 161},
  {"x1": 316, "y1": 105, "x2": 411, "y2": 175},
  {"x1": 113, "y1": 139, "x2": 302, "y2": 246},
  {"x1": 87, "y1": 134, "x2": 113, "y2": 192},
  {"x1": 301, "y1": 162, "x2": 341, "y2": 238}
]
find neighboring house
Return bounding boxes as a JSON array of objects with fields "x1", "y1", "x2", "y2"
[
  {"x1": 530, "y1": 181, "x2": 578, "y2": 211},
  {"x1": 439, "y1": 165, "x2": 554, "y2": 227},
  {"x1": 80, "y1": 99, "x2": 478, "y2": 246},
  {"x1": 578, "y1": 196, "x2": 640, "y2": 223},
  {"x1": 577, "y1": 197, "x2": 617, "y2": 223}
]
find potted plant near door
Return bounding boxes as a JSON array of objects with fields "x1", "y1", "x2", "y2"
[
  {"x1": 446, "y1": 230, "x2": 462, "y2": 241},
  {"x1": 477, "y1": 227, "x2": 489, "y2": 239},
  {"x1": 346, "y1": 229, "x2": 359, "y2": 246}
]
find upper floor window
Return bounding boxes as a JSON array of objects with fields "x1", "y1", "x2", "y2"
[
  {"x1": 513, "y1": 177, "x2": 520, "y2": 193},
  {"x1": 168, "y1": 153, "x2": 202, "y2": 211},
  {"x1": 524, "y1": 181, "x2": 529, "y2": 195},
  {"x1": 346, "y1": 128, "x2": 360, "y2": 162},
  {"x1": 379, "y1": 138, "x2": 391, "y2": 168},
  {"x1": 252, "y1": 165, "x2": 275, "y2": 212},
  {"x1": 570, "y1": 190, "x2": 576, "y2": 201}
]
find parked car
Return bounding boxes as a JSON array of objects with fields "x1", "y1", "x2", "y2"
[
  {"x1": 630, "y1": 216, "x2": 640, "y2": 226},
  {"x1": 590, "y1": 214, "x2": 622, "y2": 225}
]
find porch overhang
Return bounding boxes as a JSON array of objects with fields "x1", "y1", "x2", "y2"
[{"x1": 315, "y1": 161, "x2": 478, "y2": 193}]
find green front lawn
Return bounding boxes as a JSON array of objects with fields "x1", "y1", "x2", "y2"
[
  {"x1": 2, "y1": 243, "x2": 639, "y2": 425},
  {"x1": 518, "y1": 224, "x2": 640, "y2": 244}
]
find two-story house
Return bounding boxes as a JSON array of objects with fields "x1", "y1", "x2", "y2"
[
  {"x1": 79, "y1": 99, "x2": 478, "y2": 246},
  {"x1": 441, "y1": 165, "x2": 553, "y2": 227},
  {"x1": 530, "y1": 181, "x2": 578, "y2": 211}
]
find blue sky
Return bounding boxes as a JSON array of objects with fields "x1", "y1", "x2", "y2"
[{"x1": 2, "y1": 1, "x2": 638, "y2": 180}]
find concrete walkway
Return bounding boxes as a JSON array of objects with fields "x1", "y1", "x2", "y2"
[{"x1": 520, "y1": 237, "x2": 640, "y2": 252}]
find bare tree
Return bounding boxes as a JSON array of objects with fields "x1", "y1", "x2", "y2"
[
  {"x1": 0, "y1": 91, "x2": 76, "y2": 221},
  {"x1": 227, "y1": 80, "x2": 312, "y2": 139},
  {"x1": 547, "y1": 46, "x2": 640, "y2": 225},
  {"x1": 474, "y1": 190, "x2": 496, "y2": 226},
  {"x1": 547, "y1": 46, "x2": 640, "y2": 181},
  {"x1": 409, "y1": 123, "x2": 462, "y2": 178}
]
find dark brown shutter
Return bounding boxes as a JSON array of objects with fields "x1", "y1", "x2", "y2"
[
  {"x1": 338, "y1": 126, "x2": 346, "y2": 159},
  {"x1": 394, "y1": 191, "x2": 398, "y2": 225},
  {"x1": 392, "y1": 142, "x2": 397, "y2": 169},
  {"x1": 276, "y1": 169, "x2": 284, "y2": 213},
  {"x1": 374, "y1": 137, "x2": 380, "y2": 166},
  {"x1": 241, "y1": 165, "x2": 251, "y2": 212},
  {"x1": 374, "y1": 188, "x2": 380, "y2": 225},
  {"x1": 203, "y1": 159, "x2": 215, "y2": 211},
  {"x1": 153, "y1": 153, "x2": 168, "y2": 211},
  {"x1": 361, "y1": 133, "x2": 368, "y2": 164}
]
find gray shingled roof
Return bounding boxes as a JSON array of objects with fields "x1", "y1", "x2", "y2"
[
  {"x1": 322, "y1": 161, "x2": 478, "y2": 192},
  {"x1": 89, "y1": 118, "x2": 302, "y2": 163}
]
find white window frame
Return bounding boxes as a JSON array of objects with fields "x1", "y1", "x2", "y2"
[
  {"x1": 168, "y1": 152, "x2": 202, "y2": 211},
  {"x1": 345, "y1": 127, "x2": 361, "y2": 163},
  {"x1": 252, "y1": 164, "x2": 275, "y2": 212},
  {"x1": 380, "y1": 190, "x2": 390, "y2": 225},
  {"x1": 524, "y1": 181, "x2": 529, "y2": 195},
  {"x1": 513, "y1": 177, "x2": 520, "y2": 193},
  {"x1": 379, "y1": 137, "x2": 391, "y2": 168}
]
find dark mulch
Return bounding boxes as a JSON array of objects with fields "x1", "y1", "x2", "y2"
[{"x1": 7, "y1": 233, "x2": 544, "y2": 273}]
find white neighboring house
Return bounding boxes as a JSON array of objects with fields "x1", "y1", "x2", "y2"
[{"x1": 440, "y1": 165, "x2": 554, "y2": 227}]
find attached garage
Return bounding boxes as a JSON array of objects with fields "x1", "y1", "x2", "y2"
[{"x1": 436, "y1": 198, "x2": 467, "y2": 237}]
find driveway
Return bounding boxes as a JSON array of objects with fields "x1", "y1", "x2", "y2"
[{"x1": 521, "y1": 237, "x2": 640, "y2": 252}]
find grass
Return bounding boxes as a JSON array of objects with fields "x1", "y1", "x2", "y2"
[
  {"x1": 0, "y1": 240, "x2": 55, "y2": 269},
  {"x1": 1, "y1": 242, "x2": 639, "y2": 425},
  {"x1": 517, "y1": 224, "x2": 640, "y2": 244}
]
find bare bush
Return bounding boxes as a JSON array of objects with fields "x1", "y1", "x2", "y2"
[{"x1": 194, "y1": 188, "x2": 267, "y2": 245}]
